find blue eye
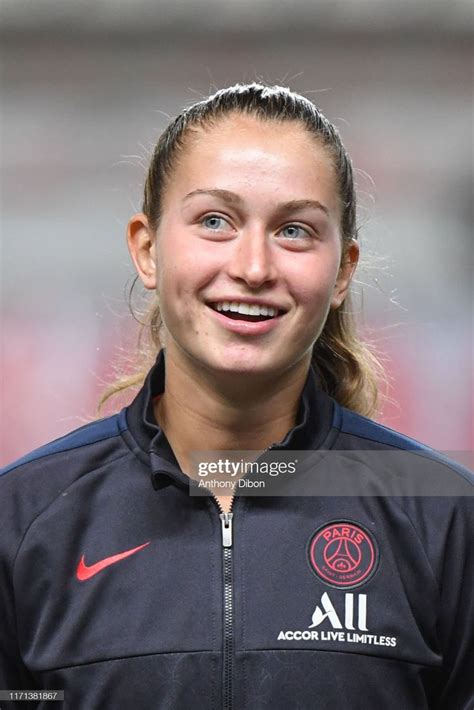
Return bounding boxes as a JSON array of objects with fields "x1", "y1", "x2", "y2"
[
  {"x1": 280, "y1": 224, "x2": 310, "y2": 239},
  {"x1": 202, "y1": 214, "x2": 228, "y2": 230}
]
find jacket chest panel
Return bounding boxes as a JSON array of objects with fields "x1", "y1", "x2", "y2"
[
  {"x1": 14, "y1": 490, "x2": 223, "y2": 671},
  {"x1": 232, "y1": 499, "x2": 441, "y2": 670}
]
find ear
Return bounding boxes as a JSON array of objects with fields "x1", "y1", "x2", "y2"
[
  {"x1": 330, "y1": 238, "x2": 360, "y2": 310},
  {"x1": 126, "y1": 213, "x2": 157, "y2": 290}
]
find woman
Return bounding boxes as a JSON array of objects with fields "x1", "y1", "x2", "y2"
[{"x1": 0, "y1": 83, "x2": 472, "y2": 709}]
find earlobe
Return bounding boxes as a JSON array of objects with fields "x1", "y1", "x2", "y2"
[{"x1": 126, "y1": 213, "x2": 157, "y2": 291}]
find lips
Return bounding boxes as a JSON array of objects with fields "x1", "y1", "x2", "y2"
[
  {"x1": 217, "y1": 310, "x2": 270, "y2": 322},
  {"x1": 206, "y1": 300, "x2": 288, "y2": 318},
  {"x1": 206, "y1": 303, "x2": 286, "y2": 336},
  {"x1": 207, "y1": 303, "x2": 275, "y2": 322}
]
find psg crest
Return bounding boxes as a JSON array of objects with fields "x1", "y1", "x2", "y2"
[{"x1": 307, "y1": 520, "x2": 379, "y2": 589}]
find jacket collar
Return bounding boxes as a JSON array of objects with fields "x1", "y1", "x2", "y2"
[{"x1": 125, "y1": 348, "x2": 337, "y2": 490}]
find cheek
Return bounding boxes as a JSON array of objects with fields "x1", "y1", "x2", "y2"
[
  {"x1": 286, "y1": 256, "x2": 340, "y2": 308},
  {"x1": 156, "y1": 249, "x2": 216, "y2": 325},
  {"x1": 159, "y1": 234, "x2": 221, "y2": 290},
  {"x1": 156, "y1": 240, "x2": 194, "y2": 296},
  {"x1": 295, "y1": 280, "x2": 333, "y2": 305}
]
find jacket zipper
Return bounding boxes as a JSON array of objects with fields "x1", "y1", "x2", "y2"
[
  {"x1": 219, "y1": 507, "x2": 234, "y2": 710},
  {"x1": 214, "y1": 443, "x2": 275, "y2": 710},
  {"x1": 212, "y1": 491, "x2": 234, "y2": 710}
]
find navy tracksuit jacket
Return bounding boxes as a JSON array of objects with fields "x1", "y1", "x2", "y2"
[{"x1": 1, "y1": 348, "x2": 473, "y2": 709}]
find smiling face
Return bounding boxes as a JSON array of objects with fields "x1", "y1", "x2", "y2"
[{"x1": 141, "y1": 114, "x2": 358, "y2": 381}]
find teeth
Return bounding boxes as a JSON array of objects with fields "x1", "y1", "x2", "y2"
[
  {"x1": 215, "y1": 302, "x2": 278, "y2": 317},
  {"x1": 246, "y1": 304, "x2": 257, "y2": 316}
]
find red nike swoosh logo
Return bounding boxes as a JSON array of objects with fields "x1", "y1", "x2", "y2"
[{"x1": 76, "y1": 542, "x2": 151, "y2": 581}]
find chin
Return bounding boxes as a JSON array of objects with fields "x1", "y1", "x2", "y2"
[{"x1": 202, "y1": 348, "x2": 286, "y2": 378}]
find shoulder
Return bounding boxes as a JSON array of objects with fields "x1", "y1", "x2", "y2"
[
  {"x1": 0, "y1": 411, "x2": 132, "y2": 562},
  {"x1": 335, "y1": 405, "x2": 474, "y2": 488},
  {"x1": 334, "y1": 406, "x2": 474, "y2": 591},
  {"x1": 339, "y1": 405, "x2": 455, "y2": 454},
  {"x1": 0, "y1": 412, "x2": 131, "y2": 529},
  {"x1": 1, "y1": 412, "x2": 127, "y2": 480}
]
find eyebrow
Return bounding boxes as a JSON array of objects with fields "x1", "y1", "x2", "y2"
[{"x1": 183, "y1": 189, "x2": 330, "y2": 217}]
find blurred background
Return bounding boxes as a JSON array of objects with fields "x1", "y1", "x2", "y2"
[{"x1": 1, "y1": 0, "x2": 472, "y2": 466}]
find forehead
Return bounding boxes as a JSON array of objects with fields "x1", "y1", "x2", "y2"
[{"x1": 164, "y1": 114, "x2": 340, "y2": 214}]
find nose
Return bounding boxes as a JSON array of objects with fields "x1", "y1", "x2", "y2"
[{"x1": 226, "y1": 224, "x2": 278, "y2": 288}]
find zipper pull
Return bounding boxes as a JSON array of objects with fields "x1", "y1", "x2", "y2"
[{"x1": 220, "y1": 512, "x2": 233, "y2": 548}]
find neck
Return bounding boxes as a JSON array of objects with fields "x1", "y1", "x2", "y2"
[{"x1": 153, "y1": 345, "x2": 311, "y2": 476}]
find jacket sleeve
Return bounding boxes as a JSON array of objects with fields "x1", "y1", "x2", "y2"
[
  {"x1": 0, "y1": 561, "x2": 39, "y2": 706},
  {"x1": 0, "y1": 472, "x2": 39, "y2": 709},
  {"x1": 434, "y1": 496, "x2": 474, "y2": 709}
]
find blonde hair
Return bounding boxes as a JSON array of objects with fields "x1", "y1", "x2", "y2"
[{"x1": 98, "y1": 82, "x2": 387, "y2": 418}]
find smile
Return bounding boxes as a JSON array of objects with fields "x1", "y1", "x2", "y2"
[
  {"x1": 206, "y1": 302, "x2": 286, "y2": 336},
  {"x1": 208, "y1": 301, "x2": 286, "y2": 322}
]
